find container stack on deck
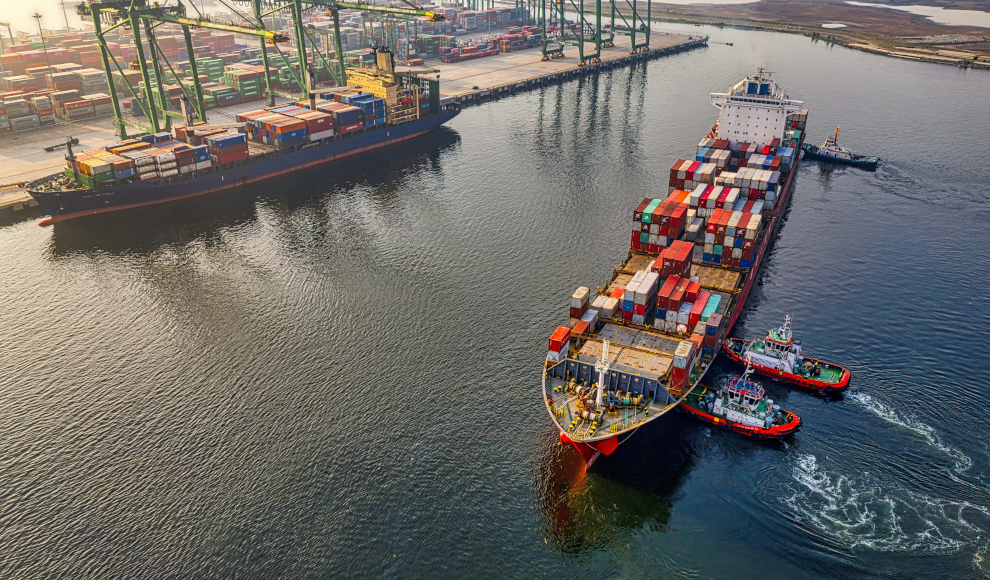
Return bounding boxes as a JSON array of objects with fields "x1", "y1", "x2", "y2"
[{"x1": 548, "y1": 107, "x2": 810, "y2": 391}]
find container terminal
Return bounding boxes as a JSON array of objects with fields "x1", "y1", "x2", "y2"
[
  {"x1": 542, "y1": 70, "x2": 810, "y2": 466},
  {"x1": 0, "y1": 0, "x2": 704, "y2": 221}
]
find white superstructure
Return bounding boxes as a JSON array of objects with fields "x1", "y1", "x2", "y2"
[{"x1": 710, "y1": 70, "x2": 804, "y2": 146}]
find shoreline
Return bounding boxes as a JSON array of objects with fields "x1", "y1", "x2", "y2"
[{"x1": 648, "y1": 15, "x2": 990, "y2": 69}]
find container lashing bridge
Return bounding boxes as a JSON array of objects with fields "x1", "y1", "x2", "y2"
[{"x1": 76, "y1": 0, "x2": 442, "y2": 139}]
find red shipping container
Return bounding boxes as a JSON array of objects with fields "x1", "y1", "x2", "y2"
[
  {"x1": 657, "y1": 275, "x2": 679, "y2": 310},
  {"x1": 686, "y1": 160, "x2": 701, "y2": 180},
  {"x1": 633, "y1": 304, "x2": 647, "y2": 316},
  {"x1": 685, "y1": 281, "x2": 702, "y2": 303},
  {"x1": 340, "y1": 122, "x2": 363, "y2": 133},
  {"x1": 621, "y1": 310, "x2": 633, "y2": 322},
  {"x1": 548, "y1": 326, "x2": 570, "y2": 352},
  {"x1": 689, "y1": 291, "x2": 709, "y2": 328},
  {"x1": 669, "y1": 278, "x2": 690, "y2": 311},
  {"x1": 610, "y1": 287, "x2": 625, "y2": 300},
  {"x1": 633, "y1": 197, "x2": 651, "y2": 221},
  {"x1": 573, "y1": 320, "x2": 590, "y2": 336},
  {"x1": 670, "y1": 204, "x2": 687, "y2": 228},
  {"x1": 214, "y1": 148, "x2": 249, "y2": 164}
]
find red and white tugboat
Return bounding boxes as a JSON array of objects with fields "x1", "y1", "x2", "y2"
[
  {"x1": 723, "y1": 316, "x2": 850, "y2": 394},
  {"x1": 680, "y1": 358, "x2": 801, "y2": 438}
]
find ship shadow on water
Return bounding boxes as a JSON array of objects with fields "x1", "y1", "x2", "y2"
[
  {"x1": 534, "y1": 416, "x2": 694, "y2": 555},
  {"x1": 44, "y1": 127, "x2": 461, "y2": 258}
]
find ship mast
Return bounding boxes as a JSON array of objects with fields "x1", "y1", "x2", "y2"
[{"x1": 595, "y1": 340, "x2": 610, "y2": 408}]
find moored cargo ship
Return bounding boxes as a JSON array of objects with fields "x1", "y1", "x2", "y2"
[
  {"x1": 27, "y1": 49, "x2": 459, "y2": 225},
  {"x1": 542, "y1": 70, "x2": 809, "y2": 466}
]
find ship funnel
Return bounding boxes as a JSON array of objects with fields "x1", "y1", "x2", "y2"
[{"x1": 376, "y1": 47, "x2": 395, "y2": 76}]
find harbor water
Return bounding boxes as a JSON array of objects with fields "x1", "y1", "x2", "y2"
[{"x1": 1, "y1": 23, "x2": 989, "y2": 579}]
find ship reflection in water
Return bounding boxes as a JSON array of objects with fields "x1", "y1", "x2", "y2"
[
  {"x1": 44, "y1": 127, "x2": 461, "y2": 258},
  {"x1": 535, "y1": 422, "x2": 692, "y2": 554}
]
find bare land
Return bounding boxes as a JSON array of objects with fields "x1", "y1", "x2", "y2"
[{"x1": 643, "y1": 0, "x2": 990, "y2": 65}]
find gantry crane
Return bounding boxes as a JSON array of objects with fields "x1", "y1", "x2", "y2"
[
  {"x1": 540, "y1": 0, "x2": 650, "y2": 64},
  {"x1": 77, "y1": 0, "x2": 442, "y2": 139}
]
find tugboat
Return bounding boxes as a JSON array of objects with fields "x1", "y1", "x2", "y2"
[
  {"x1": 723, "y1": 316, "x2": 851, "y2": 394},
  {"x1": 802, "y1": 127, "x2": 879, "y2": 170},
  {"x1": 680, "y1": 358, "x2": 802, "y2": 438}
]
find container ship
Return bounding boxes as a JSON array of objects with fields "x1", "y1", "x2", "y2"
[
  {"x1": 542, "y1": 70, "x2": 809, "y2": 466},
  {"x1": 27, "y1": 49, "x2": 459, "y2": 225}
]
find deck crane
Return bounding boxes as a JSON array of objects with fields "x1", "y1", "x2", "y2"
[{"x1": 595, "y1": 340, "x2": 610, "y2": 409}]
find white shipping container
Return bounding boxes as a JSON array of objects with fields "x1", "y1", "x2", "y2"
[
  {"x1": 590, "y1": 294, "x2": 608, "y2": 314},
  {"x1": 158, "y1": 168, "x2": 178, "y2": 178},
  {"x1": 308, "y1": 129, "x2": 334, "y2": 141},
  {"x1": 571, "y1": 286, "x2": 590, "y2": 308},
  {"x1": 195, "y1": 160, "x2": 212, "y2": 170},
  {"x1": 602, "y1": 297, "x2": 619, "y2": 318},
  {"x1": 580, "y1": 309, "x2": 599, "y2": 329}
]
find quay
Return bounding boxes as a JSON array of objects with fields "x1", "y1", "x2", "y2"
[{"x1": 429, "y1": 33, "x2": 708, "y2": 105}]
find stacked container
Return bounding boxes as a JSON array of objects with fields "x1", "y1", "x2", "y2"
[
  {"x1": 569, "y1": 286, "x2": 590, "y2": 327},
  {"x1": 630, "y1": 270, "x2": 660, "y2": 326},
  {"x1": 548, "y1": 326, "x2": 570, "y2": 362},
  {"x1": 206, "y1": 132, "x2": 249, "y2": 164}
]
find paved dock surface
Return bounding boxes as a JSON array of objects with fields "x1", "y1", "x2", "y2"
[{"x1": 429, "y1": 33, "x2": 702, "y2": 98}]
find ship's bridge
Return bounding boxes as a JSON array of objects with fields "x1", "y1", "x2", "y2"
[{"x1": 710, "y1": 70, "x2": 803, "y2": 146}]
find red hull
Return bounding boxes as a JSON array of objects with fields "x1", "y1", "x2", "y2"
[
  {"x1": 559, "y1": 431, "x2": 619, "y2": 467},
  {"x1": 679, "y1": 400, "x2": 802, "y2": 438},
  {"x1": 722, "y1": 340, "x2": 850, "y2": 394}
]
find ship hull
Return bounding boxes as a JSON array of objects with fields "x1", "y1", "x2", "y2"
[
  {"x1": 679, "y1": 397, "x2": 802, "y2": 438},
  {"x1": 559, "y1": 431, "x2": 619, "y2": 467},
  {"x1": 801, "y1": 145, "x2": 878, "y2": 170},
  {"x1": 722, "y1": 338, "x2": 850, "y2": 394},
  {"x1": 29, "y1": 109, "x2": 459, "y2": 225}
]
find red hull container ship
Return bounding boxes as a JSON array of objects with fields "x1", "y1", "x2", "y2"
[{"x1": 542, "y1": 71, "x2": 810, "y2": 466}]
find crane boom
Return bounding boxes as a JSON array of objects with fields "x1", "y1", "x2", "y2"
[{"x1": 327, "y1": 2, "x2": 444, "y2": 21}]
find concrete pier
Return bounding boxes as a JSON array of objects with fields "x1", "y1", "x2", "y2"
[{"x1": 425, "y1": 33, "x2": 708, "y2": 105}]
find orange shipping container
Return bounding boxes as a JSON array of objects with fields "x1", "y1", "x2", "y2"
[{"x1": 274, "y1": 119, "x2": 305, "y2": 134}]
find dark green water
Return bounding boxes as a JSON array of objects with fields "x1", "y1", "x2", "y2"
[{"x1": 1, "y1": 23, "x2": 989, "y2": 579}]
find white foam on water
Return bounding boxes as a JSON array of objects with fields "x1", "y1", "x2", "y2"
[
  {"x1": 785, "y1": 454, "x2": 990, "y2": 561},
  {"x1": 849, "y1": 392, "x2": 973, "y2": 472}
]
